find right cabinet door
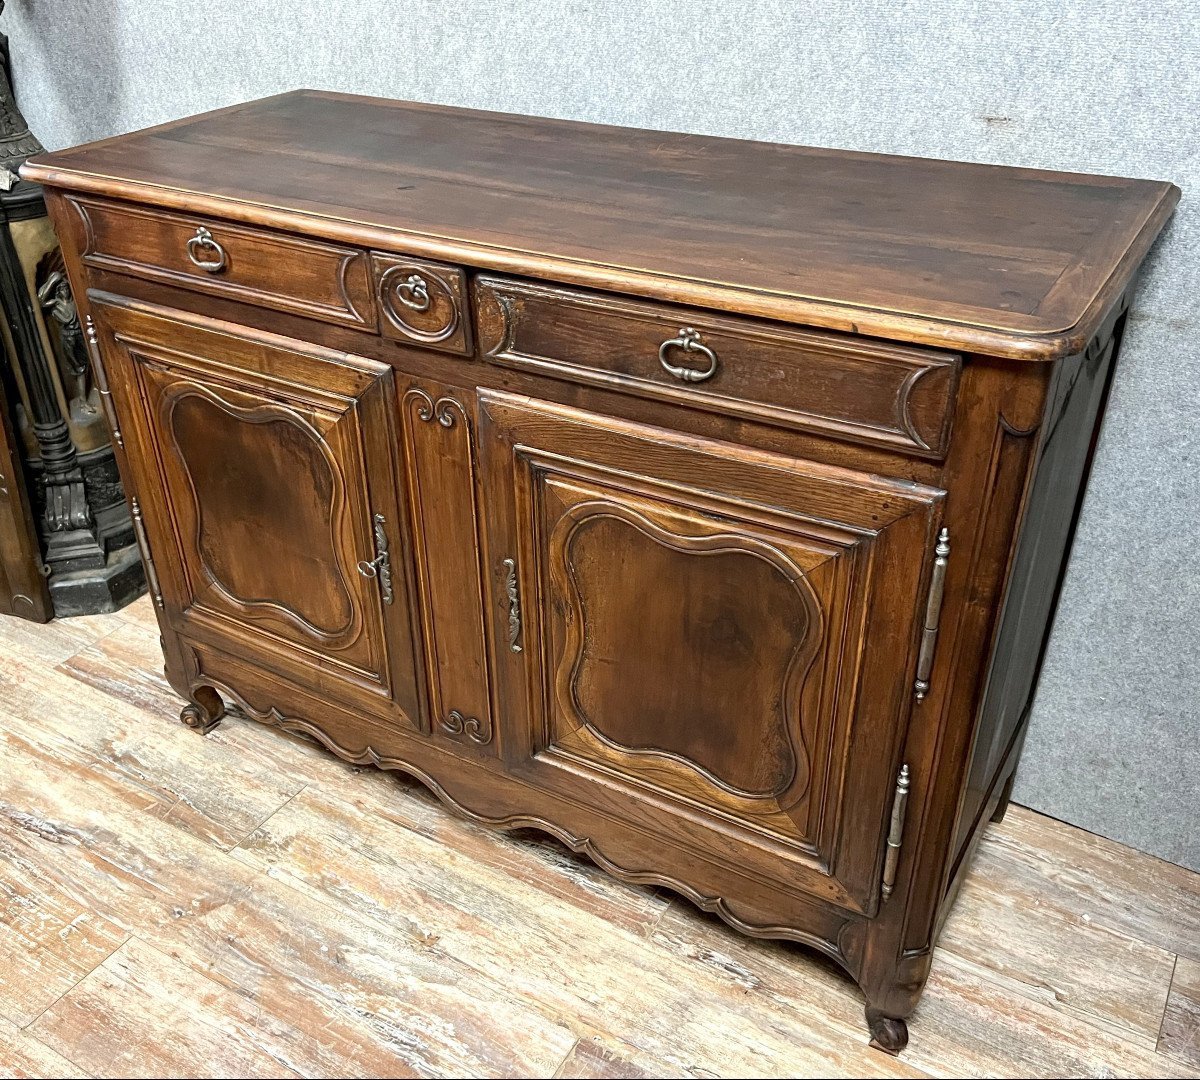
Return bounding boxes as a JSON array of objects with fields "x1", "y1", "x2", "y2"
[{"x1": 477, "y1": 390, "x2": 945, "y2": 915}]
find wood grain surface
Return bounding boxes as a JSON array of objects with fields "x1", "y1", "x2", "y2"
[
  {"x1": 0, "y1": 597, "x2": 1196, "y2": 1078},
  {"x1": 21, "y1": 90, "x2": 1179, "y2": 359},
  {"x1": 1162, "y1": 959, "x2": 1200, "y2": 1072}
]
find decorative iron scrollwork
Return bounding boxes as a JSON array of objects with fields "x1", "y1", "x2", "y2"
[
  {"x1": 502, "y1": 557, "x2": 522, "y2": 652},
  {"x1": 356, "y1": 512, "x2": 394, "y2": 605}
]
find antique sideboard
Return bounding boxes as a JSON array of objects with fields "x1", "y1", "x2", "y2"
[{"x1": 23, "y1": 91, "x2": 1178, "y2": 1052}]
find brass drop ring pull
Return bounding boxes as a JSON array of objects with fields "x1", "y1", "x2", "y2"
[
  {"x1": 658, "y1": 327, "x2": 718, "y2": 383},
  {"x1": 185, "y1": 226, "x2": 227, "y2": 273},
  {"x1": 393, "y1": 273, "x2": 431, "y2": 312}
]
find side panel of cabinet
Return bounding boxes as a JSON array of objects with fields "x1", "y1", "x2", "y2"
[
  {"x1": 90, "y1": 291, "x2": 424, "y2": 729},
  {"x1": 478, "y1": 390, "x2": 945, "y2": 914}
]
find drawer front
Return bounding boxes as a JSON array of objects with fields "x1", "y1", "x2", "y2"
[
  {"x1": 71, "y1": 197, "x2": 377, "y2": 331},
  {"x1": 475, "y1": 276, "x2": 960, "y2": 457},
  {"x1": 372, "y1": 253, "x2": 471, "y2": 355}
]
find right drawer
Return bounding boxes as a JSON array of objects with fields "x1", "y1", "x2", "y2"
[{"x1": 475, "y1": 275, "x2": 961, "y2": 458}]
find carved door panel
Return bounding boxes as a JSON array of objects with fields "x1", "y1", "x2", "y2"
[
  {"x1": 89, "y1": 293, "x2": 423, "y2": 729},
  {"x1": 478, "y1": 390, "x2": 945, "y2": 914},
  {"x1": 0, "y1": 367, "x2": 51, "y2": 622}
]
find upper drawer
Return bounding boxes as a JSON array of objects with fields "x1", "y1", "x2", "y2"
[
  {"x1": 69, "y1": 197, "x2": 377, "y2": 332},
  {"x1": 475, "y1": 276, "x2": 961, "y2": 458}
]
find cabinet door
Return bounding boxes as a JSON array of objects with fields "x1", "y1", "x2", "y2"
[
  {"x1": 91, "y1": 293, "x2": 423, "y2": 729},
  {"x1": 478, "y1": 390, "x2": 944, "y2": 915}
]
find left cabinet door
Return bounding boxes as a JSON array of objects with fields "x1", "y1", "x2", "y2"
[{"x1": 90, "y1": 292, "x2": 424, "y2": 730}]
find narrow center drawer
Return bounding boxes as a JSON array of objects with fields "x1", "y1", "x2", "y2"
[
  {"x1": 70, "y1": 196, "x2": 377, "y2": 331},
  {"x1": 475, "y1": 276, "x2": 961, "y2": 457}
]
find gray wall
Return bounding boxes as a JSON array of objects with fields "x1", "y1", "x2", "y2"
[{"x1": 6, "y1": 1, "x2": 1197, "y2": 870}]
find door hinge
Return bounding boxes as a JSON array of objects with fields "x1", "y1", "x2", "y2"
[
  {"x1": 130, "y1": 496, "x2": 164, "y2": 609},
  {"x1": 85, "y1": 314, "x2": 123, "y2": 449},
  {"x1": 914, "y1": 527, "x2": 950, "y2": 702},
  {"x1": 357, "y1": 512, "x2": 394, "y2": 605},
  {"x1": 881, "y1": 763, "x2": 910, "y2": 900},
  {"x1": 502, "y1": 557, "x2": 522, "y2": 652}
]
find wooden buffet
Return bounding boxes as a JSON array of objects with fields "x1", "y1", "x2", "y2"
[{"x1": 23, "y1": 91, "x2": 1178, "y2": 1051}]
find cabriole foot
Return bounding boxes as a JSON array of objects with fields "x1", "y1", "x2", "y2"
[
  {"x1": 865, "y1": 1006, "x2": 908, "y2": 1055},
  {"x1": 180, "y1": 685, "x2": 225, "y2": 735}
]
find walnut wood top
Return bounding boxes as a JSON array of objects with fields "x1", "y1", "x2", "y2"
[{"x1": 23, "y1": 89, "x2": 1178, "y2": 359}]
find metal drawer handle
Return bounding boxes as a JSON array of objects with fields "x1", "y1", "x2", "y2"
[
  {"x1": 185, "y1": 227, "x2": 227, "y2": 273},
  {"x1": 393, "y1": 273, "x2": 431, "y2": 312},
  {"x1": 658, "y1": 327, "x2": 718, "y2": 383}
]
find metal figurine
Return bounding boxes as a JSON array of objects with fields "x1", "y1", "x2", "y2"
[{"x1": 38, "y1": 268, "x2": 96, "y2": 417}]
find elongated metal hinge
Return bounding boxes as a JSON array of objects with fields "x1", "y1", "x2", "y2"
[
  {"x1": 502, "y1": 557, "x2": 522, "y2": 652},
  {"x1": 881, "y1": 763, "x2": 910, "y2": 900},
  {"x1": 356, "y1": 513, "x2": 394, "y2": 604},
  {"x1": 914, "y1": 527, "x2": 950, "y2": 702},
  {"x1": 84, "y1": 314, "x2": 123, "y2": 449},
  {"x1": 130, "y1": 497, "x2": 164, "y2": 609}
]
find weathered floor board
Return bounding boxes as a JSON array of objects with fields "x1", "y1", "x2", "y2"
[
  {"x1": 0, "y1": 1014, "x2": 88, "y2": 1080},
  {"x1": 29, "y1": 937, "x2": 306, "y2": 1079},
  {"x1": 1162, "y1": 958, "x2": 1200, "y2": 1071},
  {"x1": 229, "y1": 784, "x2": 918, "y2": 1078},
  {"x1": 0, "y1": 596, "x2": 1195, "y2": 1079},
  {"x1": 0, "y1": 728, "x2": 577, "y2": 1078}
]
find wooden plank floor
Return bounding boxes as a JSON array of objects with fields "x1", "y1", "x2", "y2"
[{"x1": 1, "y1": 596, "x2": 1197, "y2": 1079}]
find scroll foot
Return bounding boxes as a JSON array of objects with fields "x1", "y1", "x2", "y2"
[
  {"x1": 865, "y1": 1006, "x2": 908, "y2": 1055},
  {"x1": 180, "y1": 685, "x2": 225, "y2": 735}
]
